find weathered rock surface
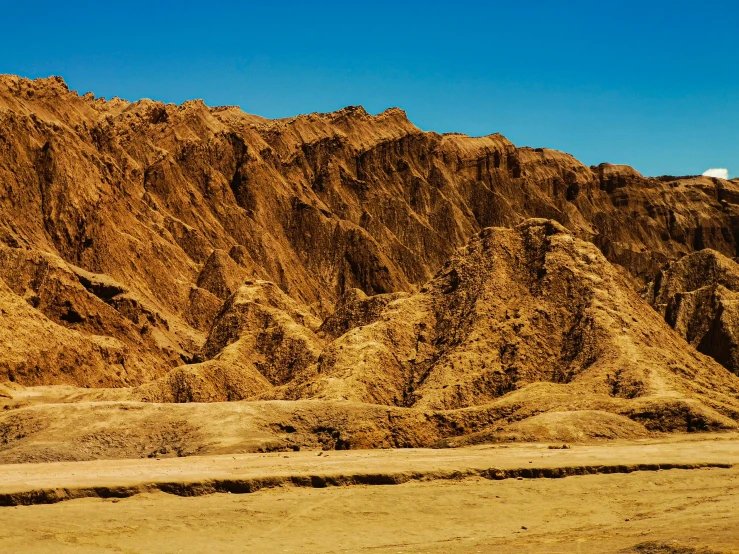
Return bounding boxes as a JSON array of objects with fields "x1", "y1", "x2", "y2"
[
  {"x1": 277, "y1": 221, "x2": 739, "y2": 419},
  {"x1": 138, "y1": 280, "x2": 323, "y2": 402},
  {"x1": 110, "y1": 220, "x2": 739, "y2": 444},
  {"x1": 2, "y1": 75, "x2": 739, "y2": 452},
  {"x1": 2, "y1": 75, "x2": 739, "y2": 389},
  {"x1": 649, "y1": 249, "x2": 739, "y2": 375}
]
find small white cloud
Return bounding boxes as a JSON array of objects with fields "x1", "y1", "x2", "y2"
[{"x1": 703, "y1": 168, "x2": 729, "y2": 179}]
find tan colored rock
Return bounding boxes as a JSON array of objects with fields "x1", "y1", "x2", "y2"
[
  {"x1": 0, "y1": 276, "x2": 129, "y2": 386},
  {"x1": 292, "y1": 221, "x2": 739, "y2": 419},
  {"x1": 139, "y1": 281, "x2": 323, "y2": 402},
  {"x1": 649, "y1": 249, "x2": 739, "y2": 374},
  {"x1": 2, "y1": 76, "x2": 739, "y2": 448},
  {"x1": 196, "y1": 249, "x2": 249, "y2": 300},
  {"x1": 318, "y1": 288, "x2": 410, "y2": 339}
]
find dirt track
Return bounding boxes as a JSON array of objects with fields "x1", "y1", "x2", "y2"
[{"x1": 2, "y1": 436, "x2": 739, "y2": 552}]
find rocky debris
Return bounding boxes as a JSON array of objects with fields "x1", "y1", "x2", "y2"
[
  {"x1": 624, "y1": 541, "x2": 724, "y2": 554},
  {"x1": 648, "y1": 249, "x2": 739, "y2": 374}
]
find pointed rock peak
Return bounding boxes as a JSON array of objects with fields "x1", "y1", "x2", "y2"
[
  {"x1": 331, "y1": 105, "x2": 370, "y2": 119},
  {"x1": 36, "y1": 75, "x2": 69, "y2": 91},
  {"x1": 513, "y1": 218, "x2": 570, "y2": 237},
  {"x1": 196, "y1": 249, "x2": 249, "y2": 300},
  {"x1": 320, "y1": 288, "x2": 410, "y2": 339},
  {"x1": 180, "y1": 98, "x2": 207, "y2": 109},
  {"x1": 597, "y1": 162, "x2": 644, "y2": 178},
  {"x1": 230, "y1": 279, "x2": 321, "y2": 329},
  {"x1": 376, "y1": 107, "x2": 409, "y2": 121}
]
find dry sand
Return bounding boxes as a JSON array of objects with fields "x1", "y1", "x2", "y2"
[
  {"x1": 1, "y1": 467, "x2": 737, "y2": 553},
  {"x1": 1, "y1": 436, "x2": 739, "y2": 552}
]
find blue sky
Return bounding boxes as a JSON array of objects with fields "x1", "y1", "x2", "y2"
[{"x1": 2, "y1": 1, "x2": 737, "y2": 177}]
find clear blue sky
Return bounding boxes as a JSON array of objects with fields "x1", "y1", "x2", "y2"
[{"x1": 2, "y1": 1, "x2": 737, "y2": 177}]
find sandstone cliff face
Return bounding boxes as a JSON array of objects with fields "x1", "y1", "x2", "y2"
[
  {"x1": 272, "y1": 221, "x2": 739, "y2": 421},
  {"x1": 6, "y1": 220, "x2": 739, "y2": 458},
  {"x1": 109, "y1": 219, "x2": 739, "y2": 446},
  {"x1": 649, "y1": 249, "x2": 739, "y2": 375},
  {"x1": 1, "y1": 74, "x2": 739, "y2": 408},
  {"x1": 137, "y1": 280, "x2": 323, "y2": 402}
]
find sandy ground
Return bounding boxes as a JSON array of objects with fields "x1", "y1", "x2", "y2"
[
  {"x1": 2, "y1": 436, "x2": 739, "y2": 552},
  {"x1": 1, "y1": 468, "x2": 739, "y2": 553},
  {"x1": 1, "y1": 434, "x2": 739, "y2": 498}
]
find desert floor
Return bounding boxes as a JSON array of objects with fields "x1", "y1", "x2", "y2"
[{"x1": 2, "y1": 436, "x2": 739, "y2": 553}]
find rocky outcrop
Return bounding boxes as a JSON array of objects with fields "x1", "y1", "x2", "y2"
[
  {"x1": 196, "y1": 249, "x2": 250, "y2": 300},
  {"x1": 1, "y1": 73, "x2": 739, "y2": 419},
  {"x1": 125, "y1": 220, "x2": 739, "y2": 442},
  {"x1": 0, "y1": 276, "x2": 130, "y2": 386},
  {"x1": 281, "y1": 221, "x2": 739, "y2": 419},
  {"x1": 138, "y1": 281, "x2": 323, "y2": 402},
  {"x1": 318, "y1": 288, "x2": 410, "y2": 339},
  {"x1": 0, "y1": 246, "x2": 190, "y2": 385},
  {"x1": 648, "y1": 249, "x2": 739, "y2": 374}
]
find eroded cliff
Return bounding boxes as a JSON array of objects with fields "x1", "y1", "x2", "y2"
[{"x1": 2, "y1": 75, "x2": 739, "y2": 454}]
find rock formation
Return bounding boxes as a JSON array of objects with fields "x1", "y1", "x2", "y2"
[
  {"x1": 284, "y1": 220, "x2": 739, "y2": 413},
  {"x1": 648, "y1": 249, "x2": 739, "y2": 374},
  {"x1": 2, "y1": 74, "x2": 739, "y2": 454}
]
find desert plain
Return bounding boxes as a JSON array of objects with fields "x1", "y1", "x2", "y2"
[
  {"x1": 2, "y1": 435, "x2": 739, "y2": 553},
  {"x1": 3, "y1": 75, "x2": 739, "y2": 551}
]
